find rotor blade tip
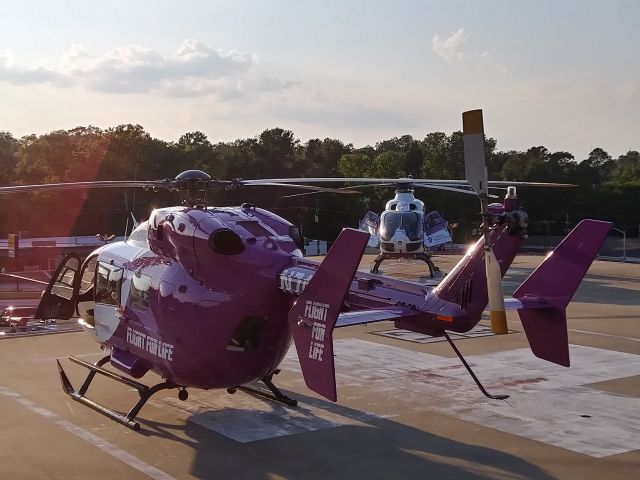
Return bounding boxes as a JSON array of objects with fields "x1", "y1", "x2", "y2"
[{"x1": 462, "y1": 109, "x2": 484, "y2": 134}]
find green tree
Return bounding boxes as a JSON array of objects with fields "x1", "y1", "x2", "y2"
[
  {"x1": 0, "y1": 132, "x2": 19, "y2": 183},
  {"x1": 337, "y1": 152, "x2": 373, "y2": 178},
  {"x1": 609, "y1": 150, "x2": 640, "y2": 186},
  {"x1": 177, "y1": 131, "x2": 225, "y2": 178},
  {"x1": 254, "y1": 128, "x2": 298, "y2": 177},
  {"x1": 371, "y1": 151, "x2": 407, "y2": 177}
]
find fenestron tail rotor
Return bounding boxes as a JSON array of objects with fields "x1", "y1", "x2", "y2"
[{"x1": 462, "y1": 109, "x2": 508, "y2": 334}]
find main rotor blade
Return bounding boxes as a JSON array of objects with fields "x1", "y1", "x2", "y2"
[
  {"x1": 412, "y1": 183, "x2": 480, "y2": 196},
  {"x1": 0, "y1": 177, "x2": 573, "y2": 197},
  {"x1": 283, "y1": 182, "x2": 497, "y2": 199},
  {"x1": 246, "y1": 177, "x2": 575, "y2": 188},
  {"x1": 246, "y1": 183, "x2": 359, "y2": 194},
  {"x1": 280, "y1": 183, "x2": 396, "y2": 199},
  {"x1": 0, "y1": 180, "x2": 164, "y2": 194}
]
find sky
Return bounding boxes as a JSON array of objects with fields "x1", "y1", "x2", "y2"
[{"x1": 1, "y1": 0, "x2": 639, "y2": 161}]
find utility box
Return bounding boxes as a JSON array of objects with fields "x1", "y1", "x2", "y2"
[{"x1": 8, "y1": 234, "x2": 19, "y2": 259}]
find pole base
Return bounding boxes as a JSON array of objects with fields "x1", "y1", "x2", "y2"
[{"x1": 490, "y1": 311, "x2": 508, "y2": 334}]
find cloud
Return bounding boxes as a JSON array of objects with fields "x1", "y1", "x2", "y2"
[
  {"x1": 432, "y1": 28, "x2": 469, "y2": 62},
  {"x1": 0, "y1": 40, "x2": 294, "y2": 98},
  {"x1": 0, "y1": 52, "x2": 66, "y2": 85}
]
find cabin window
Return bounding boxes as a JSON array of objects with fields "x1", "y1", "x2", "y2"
[
  {"x1": 48, "y1": 257, "x2": 80, "y2": 301},
  {"x1": 95, "y1": 262, "x2": 123, "y2": 306},
  {"x1": 129, "y1": 273, "x2": 152, "y2": 310},
  {"x1": 79, "y1": 256, "x2": 98, "y2": 295}
]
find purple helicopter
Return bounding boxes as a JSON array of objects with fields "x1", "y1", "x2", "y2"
[{"x1": 0, "y1": 110, "x2": 610, "y2": 431}]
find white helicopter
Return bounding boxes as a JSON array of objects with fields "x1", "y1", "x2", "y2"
[{"x1": 358, "y1": 182, "x2": 455, "y2": 276}]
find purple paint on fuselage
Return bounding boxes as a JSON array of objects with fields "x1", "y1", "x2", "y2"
[{"x1": 102, "y1": 205, "x2": 300, "y2": 389}]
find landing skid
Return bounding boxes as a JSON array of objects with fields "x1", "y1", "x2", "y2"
[
  {"x1": 56, "y1": 355, "x2": 186, "y2": 430},
  {"x1": 228, "y1": 369, "x2": 298, "y2": 407},
  {"x1": 444, "y1": 332, "x2": 509, "y2": 400},
  {"x1": 370, "y1": 252, "x2": 440, "y2": 277}
]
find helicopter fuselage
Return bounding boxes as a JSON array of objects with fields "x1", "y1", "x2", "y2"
[
  {"x1": 379, "y1": 190, "x2": 427, "y2": 254},
  {"x1": 71, "y1": 204, "x2": 304, "y2": 389}
]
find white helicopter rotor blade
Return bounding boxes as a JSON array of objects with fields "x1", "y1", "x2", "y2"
[
  {"x1": 246, "y1": 177, "x2": 574, "y2": 188},
  {"x1": 245, "y1": 182, "x2": 359, "y2": 195},
  {"x1": 412, "y1": 183, "x2": 499, "y2": 197},
  {"x1": 462, "y1": 109, "x2": 507, "y2": 334},
  {"x1": 281, "y1": 182, "x2": 496, "y2": 199}
]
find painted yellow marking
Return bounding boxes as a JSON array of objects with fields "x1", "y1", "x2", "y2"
[{"x1": 490, "y1": 311, "x2": 508, "y2": 334}]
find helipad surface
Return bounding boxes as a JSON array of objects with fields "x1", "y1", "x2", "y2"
[{"x1": 0, "y1": 254, "x2": 638, "y2": 479}]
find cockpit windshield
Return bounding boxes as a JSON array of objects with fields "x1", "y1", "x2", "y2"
[{"x1": 379, "y1": 211, "x2": 423, "y2": 241}]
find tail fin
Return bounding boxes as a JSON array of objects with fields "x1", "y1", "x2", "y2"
[
  {"x1": 514, "y1": 219, "x2": 611, "y2": 366},
  {"x1": 288, "y1": 228, "x2": 369, "y2": 401}
]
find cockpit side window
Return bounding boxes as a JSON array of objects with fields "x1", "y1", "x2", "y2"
[
  {"x1": 95, "y1": 262, "x2": 123, "y2": 306},
  {"x1": 129, "y1": 273, "x2": 152, "y2": 311}
]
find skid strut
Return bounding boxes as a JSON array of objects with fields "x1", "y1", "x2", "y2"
[
  {"x1": 370, "y1": 252, "x2": 439, "y2": 277},
  {"x1": 443, "y1": 332, "x2": 508, "y2": 400},
  {"x1": 228, "y1": 369, "x2": 298, "y2": 407},
  {"x1": 57, "y1": 355, "x2": 180, "y2": 430}
]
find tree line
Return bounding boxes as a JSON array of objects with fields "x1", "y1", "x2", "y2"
[{"x1": 0, "y1": 125, "x2": 637, "y2": 241}]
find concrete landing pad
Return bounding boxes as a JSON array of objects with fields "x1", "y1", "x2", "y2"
[
  {"x1": 0, "y1": 255, "x2": 637, "y2": 479},
  {"x1": 155, "y1": 387, "x2": 379, "y2": 443},
  {"x1": 371, "y1": 322, "x2": 507, "y2": 344},
  {"x1": 281, "y1": 339, "x2": 640, "y2": 458}
]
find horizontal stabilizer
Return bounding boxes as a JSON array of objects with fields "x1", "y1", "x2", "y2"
[
  {"x1": 288, "y1": 228, "x2": 369, "y2": 401},
  {"x1": 336, "y1": 307, "x2": 420, "y2": 328},
  {"x1": 513, "y1": 219, "x2": 612, "y2": 366}
]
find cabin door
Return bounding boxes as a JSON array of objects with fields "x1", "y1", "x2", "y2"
[{"x1": 35, "y1": 253, "x2": 81, "y2": 321}]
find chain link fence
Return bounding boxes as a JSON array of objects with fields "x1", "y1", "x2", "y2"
[{"x1": 526, "y1": 222, "x2": 639, "y2": 261}]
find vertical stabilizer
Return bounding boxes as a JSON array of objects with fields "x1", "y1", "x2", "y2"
[
  {"x1": 288, "y1": 228, "x2": 369, "y2": 401},
  {"x1": 514, "y1": 219, "x2": 612, "y2": 366}
]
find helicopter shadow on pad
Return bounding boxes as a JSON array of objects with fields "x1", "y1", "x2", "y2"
[
  {"x1": 143, "y1": 391, "x2": 558, "y2": 480},
  {"x1": 153, "y1": 387, "x2": 379, "y2": 443}
]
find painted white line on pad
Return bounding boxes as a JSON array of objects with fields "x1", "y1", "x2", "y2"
[
  {"x1": 569, "y1": 329, "x2": 640, "y2": 342},
  {"x1": 0, "y1": 385, "x2": 177, "y2": 480}
]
